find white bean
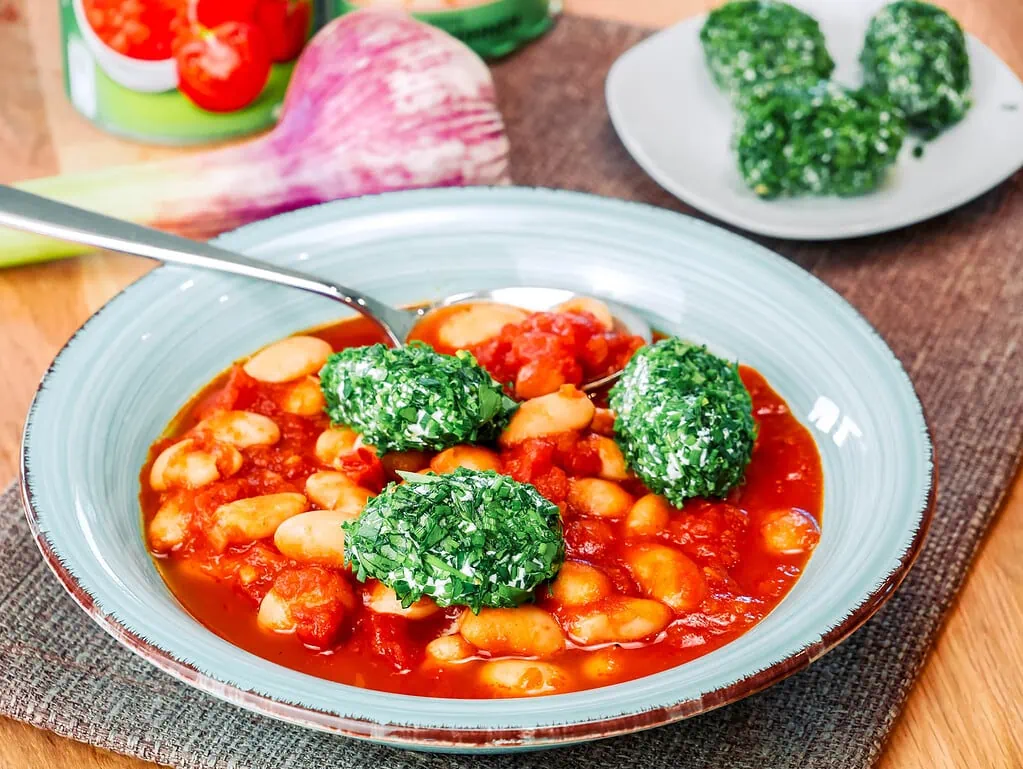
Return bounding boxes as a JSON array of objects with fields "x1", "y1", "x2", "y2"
[
  {"x1": 591, "y1": 436, "x2": 629, "y2": 480},
  {"x1": 580, "y1": 646, "x2": 626, "y2": 682},
  {"x1": 304, "y1": 471, "x2": 374, "y2": 514},
  {"x1": 590, "y1": 407, "x2": 616, "y2": 437},
  {"x1": 548, "y1": 561, "x2": 612, "y2": 607},
  {"x1": 208, "y1": 492, "x2": 308, "y2": 552},
  {"x1": 554, "y1": 297, "x2": 614, "y2": 330},
  {"x1": 436, "y1": 302, "x2": 528, "y2": 350},
  {"x1": 459, "y1": 606, "x2": 566, "y2": 658},
  {"x1": 364, "y1": 581, "x2": 440, "y2": 620},
  {"x1": 479, "y1": 660, "x2": 571, "y2": 697},
  {"x1": 567, "y1": 478, "x2": 634, "y2": 519},
  {"x1": 561, "y1": 597, "x2": 673, "y2": 645},
  {"x1": 429, "y1": 445, "x2": 501, "y2": 474},
  {"x1": 148, "y1": 498, "x2": 190, "y2": 552},
  {"x1": 624, "y1": 494, "x2": 672, "y2": 537},
  {"x1": 760, "y1": 508, "x2": 821, "y2": 555},
  {"x1": 243, "y1": 335, "x2": 333, "y2": 383},
  {"x1": 280, "y1": 376, "x2": 327, "y2": 416},
  {"x1": 256, "y1": 590, "x2": 292, "y2": 631},
  {"x1": 314, "y1": 426, "x2": 365, "y2": 467},
  {"x1": 625, "y1": 543, "x2": 706, "y2": 613},
  {"x1": 499, "y1": 386, "x2": 595, "y2": 446},
  {"x1": 425, "y1": 635, "x2": 476, "y2": 664},
  {"x1": 274, "y1": 509, "x2": 350, "y2": 567},
  {"x1": 150, "y1": 438, "x2": 242, "y2": 491},
  {"x1": 196, "y1": 410, "x2": 280, "y2": 448}
]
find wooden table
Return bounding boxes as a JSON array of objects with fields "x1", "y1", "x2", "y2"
[{"x1": 1, "y1": 0, "x2": 1020, "y2": 767}]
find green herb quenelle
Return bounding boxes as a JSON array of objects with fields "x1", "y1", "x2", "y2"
[
  {"x1": 319, "y1": 342, "x2": 517, "y2": 453},
  {"x1": 735, "y1": 80, "x2": 907, "y2": 198},
  {"x1": 861, "y1": 0, "x2": 971, "y2": 138},
  {"x1": 610, "y1": 339, "x2": 756, "y2": 506},
  {"x1": 343, "y1": 469, "x2": 564, "y2": 612},
  {"x1": 699, "y1": 0, "x2": 835, "y2": 104}
]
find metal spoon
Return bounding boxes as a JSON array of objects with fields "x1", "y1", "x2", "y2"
[{"x1": 0, "y1": 185, "x2": 650, "y2": 390}]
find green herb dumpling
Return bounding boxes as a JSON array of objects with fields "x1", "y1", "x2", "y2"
[
  {"x1": 861, "y1": 0, "x2": 972, "y2": 138},
  {"x1": 735, "y1": 80, "x2": 907, "y2": 198},
  {"x1": 609, "y1": 338, "x2": 756, "y2": 506},
  {"x1": 343, "y1": 469, "x2": 564, "y2": 612},
  {"x1": 319, "y1": 342, "x2": 516, "y2": 453},
  {"x1": 699, "y1": 0, "x2": 835, "y2": 104}
]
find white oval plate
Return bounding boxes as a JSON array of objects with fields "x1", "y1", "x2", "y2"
[{"x1": 606, "y1": 0, "x2": 1023, "y2": 240}]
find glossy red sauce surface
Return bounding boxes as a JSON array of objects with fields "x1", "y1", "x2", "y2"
[{"x1": 142, "y1": 314, "x2": 822, "y2": 698}]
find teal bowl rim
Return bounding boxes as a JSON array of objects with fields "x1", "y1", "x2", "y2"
[{"x1": 19, "y1": 186, "x2": 936, "y2": 750}]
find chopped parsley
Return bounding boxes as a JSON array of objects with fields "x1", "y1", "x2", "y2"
[
  {"x1": 861, "y1": 1, "x2": 972, "y2": 138},
  {"x1": 319, "y1": 342, "x2": 516, "y2": 453},
  {"x1": 343, "y1": 469, "x2": 564, "y2": 612},
  {"x1": 700, "y1": 0, "x2": 835, "y2": 105},
  {"x1": 609, "y1": 339, "x2": 756, "y2": 506},
  {"x1": 735, "y1": 80, "x2": 907, "y2": 198}
]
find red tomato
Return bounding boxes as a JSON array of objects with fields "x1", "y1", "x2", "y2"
[
  {"x1": 175, "y1": 21, "x2": 271, "y2": 112},
  {"x1": 360, "y1": 612, "x2": 419, "y2": 671},
  {"x1": 334, "y1": 447, "x2": 386, "y2": 494},
  {"x1": 192, "y1": 0, "x2": 259, "y2": 26},
  {"x1": 254, "y1": 0, "x2": 311, "y2": 62}
]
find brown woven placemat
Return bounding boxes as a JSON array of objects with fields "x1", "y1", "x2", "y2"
[{"x1": 3, "y1": 14, "x2": 1022, "y2": 769}]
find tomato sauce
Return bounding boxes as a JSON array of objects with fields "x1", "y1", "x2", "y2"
[
  {"x1": 142, "y1": 313, "x2": 822, "y2": 698},
  {"x1": 82, "y1": 0, "x2": 186, "y2": 60}
]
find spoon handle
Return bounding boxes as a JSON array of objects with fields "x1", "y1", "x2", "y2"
[{"x1": 0, "y1": 185, "x2": 413, "y2": 345}]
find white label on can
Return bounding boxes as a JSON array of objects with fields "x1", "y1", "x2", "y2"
[{"x1": 67, "y1": 35, "x2": 97, "y2": 119}]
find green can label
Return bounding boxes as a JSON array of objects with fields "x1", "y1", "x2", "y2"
[
  {"x1": 324, "y1": 0, "x2": 555, "y2": 58},
  {"x1": 59, "y1": 0, "x2": 314, "y2": 144}
]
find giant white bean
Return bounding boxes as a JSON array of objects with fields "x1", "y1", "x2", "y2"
[
  {"x1": 459, "y1": 606, "x2": 566, "y2": 658},
  {"x1": 561, "y1": 597, "x2": 673, "y2": 645},
  {"x1": 478, "y1": 660, "x2": 571, "y2": 697},
  {"x1": 148, "y1": 498, "x2": 190, "y2": 552},
  {"x1": 548, "y1": 561, "x2": 612, "y2": 607},
  {"x1": 760, "y1": 508, "x2": 821, "y2": 555},
  {"x1": 280, "y1": 376, "x2": 327, "y2": 416},
  {"x1": 429, "y1": 445, "x2": 501, "y2": 474},
  {"x1": 364, "y1": 581, "x2": 440, "y2": 620},
  {"x1": 150, "y1": 438, "x2": 242, "y2": 491},
  {"x1": 625, "y1": 543, "x2": 706, "y2": 613},
  {"x1": 274, "y1": 509, "x2": 350, "y2": 567},
  {"x1": 624, "y1": 494, "x2": 672, "y2": 537},
  {"x1": 304, "y1": 471, "x2": 374, "y2": 514},
  {"x1": 498, "y1": 386, "x2": 595, "y2": 446},
  {"x1": 436, "y1": 302, "x2": 528, "y2": 350},
  {"x1": 243, "y1": 335, "x2": 333, "y2": 383},
  {"x1": 314, "y1": 427, "x2": 365, "y2": 467},
  {"x1": 424, "y1": 635, "x2": 476, "y2": 664},
  {"x1": 196, "y1": 410, "x2": 280, "y2": 448},
  {"x1": 208, "y1": 492, "x2": 308, "y2": 552},
  {"x1": 590, "y1": 436, "x2": 629, "y2": 481},
  {"x1": 567, "y1": 478, "x2": 634, "y2": 519}
]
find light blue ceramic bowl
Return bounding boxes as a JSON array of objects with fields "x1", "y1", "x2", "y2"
[{"x1": 21, "y1": 188, "x2": 934, "y2": 752}]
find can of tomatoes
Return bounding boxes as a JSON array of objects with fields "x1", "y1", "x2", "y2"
[
  {"x1": 58, "y1": 0, "x2": 316, "y2": 144},
  {"x1": 321, "y1": 0, "x2": 556, "y2": 58}
]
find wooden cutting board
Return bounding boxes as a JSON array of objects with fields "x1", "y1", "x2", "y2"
[{"x1": 0, "y1": 1, "x2": 1020, "y2": 768}]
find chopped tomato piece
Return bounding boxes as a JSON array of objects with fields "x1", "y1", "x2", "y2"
[
  {"x1": 274, "y1": 567, "x2": 355, "y2": 649},
  {"x1": 471, "y1": 311, "x2": 644, "y2": 399},
  {"x1": 335, "y1": 447, "x2": 386, "y2": 493}
]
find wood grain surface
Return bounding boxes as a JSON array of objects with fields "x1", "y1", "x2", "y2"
[{"x1": 0, "y1": 0, "x2": 1020, "y2": 767}]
